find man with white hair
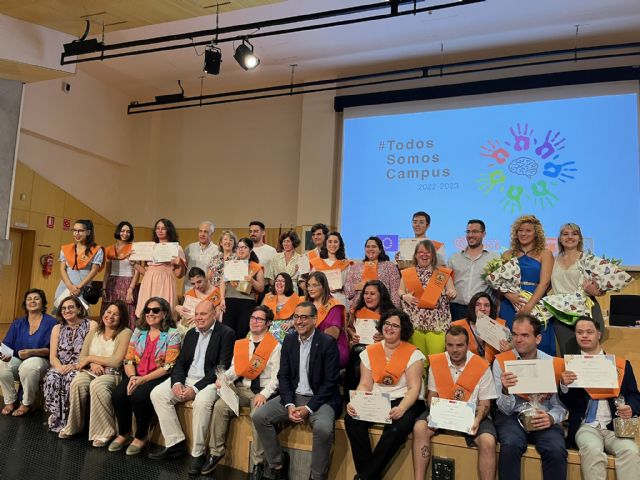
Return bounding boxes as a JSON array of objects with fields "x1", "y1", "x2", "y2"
[{"x1": 184, "y1": 221, "x2": 219, "y2": 293}]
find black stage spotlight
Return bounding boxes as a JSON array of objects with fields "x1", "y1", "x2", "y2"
[
  {"x1": 204, "y1": 45, "x2": 222, "y2": 75},
  {"x1": 233, "y1": 39, "x2": 260, "y2": 71}
]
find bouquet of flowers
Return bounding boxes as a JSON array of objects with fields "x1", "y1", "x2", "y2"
[
  {"x1": 543, "y1": 253, "x2": 633, "y2": 325},
  {"x1": 486, "y1": 257, "x2": 552, "y2": 326}
]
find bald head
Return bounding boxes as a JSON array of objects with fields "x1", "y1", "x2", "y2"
[{"x1": 194, "y1": 300, "x2": 216, "y2": 331}]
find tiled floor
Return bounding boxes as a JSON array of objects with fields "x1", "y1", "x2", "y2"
[{"x1": 0, "y1": 411, "x2": 247, "y2": 480}]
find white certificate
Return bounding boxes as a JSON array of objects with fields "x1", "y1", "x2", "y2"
[
  {"x1": 349, "y1": 390, "x2": 392, "y2": 424},
  {"x1": 428, "y1": 397, "x2": 476, "y2": 434},
  {"x1": 504, "y1": 359, "x2": 558, "y2": 394},
  {"x1": 130, "y1": 242, "x2": 156, "y2": 261},
  {"x1": 565, "y1": 354, "x2": 619, "y2": 389},
  {"x1": 325, "y1": 269, "x2": 343, "y2": 290},
  {"x1": 355, "y1": 318, "x2": 378, "y2": 345},
  {"x1": 153, "y1": 242, "x2": 180, "y2": 263},
  {"x1": 219, "y1": 381, "x2": 239, "y2": 416},
  {"x1": 224, "y1": 259, "x2": 249, "y2": 282},
  {"x1": 399, "y1": 238, "x2": 420, "y2": 260},
  {"x1": 0, "y1": 343, "x2": 13, "y2": 358},
  {"x1": 297, "y1": 255, "x2": 311, "y2": 275},
  {"x1": 181, "y1": 295, "x2": 202, "y2": 318},
  {"x1": 475, "y1": 314, "x2": 512, "y2": 351}
]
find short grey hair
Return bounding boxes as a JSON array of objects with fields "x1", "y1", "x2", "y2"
[{"x1": 200, "y1": 221, "x2": 215, "y2": 234}]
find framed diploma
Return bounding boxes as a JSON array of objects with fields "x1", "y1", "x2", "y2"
[
  {"x1": 130, "y1": 241, "x2": 155, "y2": 261},
  {"x1": 349, "y1": 390, "x2": 392, "y2": 424},
  {"x1": 564, "y1": 354, "x2": 619, "y2": 389},
  {"x1": 504, "y1": 359, "x2": 558, "y2": 394},
  {"x1": 324, "y1": 269, "x2": 343, "y2": 290},
  {"x1": 297, "y1": 255, "x2": 311, "y2": 275},
  {"x1": 428, "y1": 397, "x2": 476, "y2": 434},
  {"x1": 399, "y1": 238, "x2": 420, "y2": 260},
  {"x1": 355, "y1": 318, "x2": 378, "y2": 345},
  {"x1": 224, "y1": 259, "x2": 249, "y2": 282},
  {"x1": 475, "y1": 314, "x2": 511, "y2": 351},
  {"x1": 153, "y1": 242, "x2": 180, "y2": 263},
  {"x1": 181, "y1": 296, "x2": 201, "y2": 318}
]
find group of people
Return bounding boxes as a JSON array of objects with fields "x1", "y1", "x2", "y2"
[{"x1": 0, "y1": 212, "x2": 637, "y2": 480}]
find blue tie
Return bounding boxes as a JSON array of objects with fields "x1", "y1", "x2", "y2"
[{"x1": 585, "y1": 399, "x2": 598, "y2": 423}]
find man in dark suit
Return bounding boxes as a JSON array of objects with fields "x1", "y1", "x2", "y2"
[
  {"x1": 559, "y1": 316, "x2": 640, "y2": 480},
  {"x1": 148, "y1": 300, "x2": 235, "y2": 474},
  {"x1": 253, "y1": 301, "x2": 341, "y2": 480}
]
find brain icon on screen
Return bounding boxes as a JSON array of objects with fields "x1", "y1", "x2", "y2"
[{"x1": 508, "y1": 156, "x2": 538, "y2": 179}]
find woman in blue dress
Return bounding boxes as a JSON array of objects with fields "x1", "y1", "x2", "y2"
[{"x1": 500, "y1": 215, "x2": 556, "y2": 355}]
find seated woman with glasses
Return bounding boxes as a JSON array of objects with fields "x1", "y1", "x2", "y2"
[
  {"x1": 305, "y1": 271, "x2": 348, "y2": 368},
  {"x1": 110, "y1": 297, "x2": 181, "y2": 455},
  {"x1": 262, "y1": 272, "x2": 300, "y2": 343},
  {"x1": 345, "y1": 309, "x2": 425, "y2": 480}
]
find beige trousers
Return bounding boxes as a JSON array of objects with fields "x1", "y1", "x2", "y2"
[
  {"x1": 576, "y1": 423, "x2": 640, "y2": 480},
  {"x1": 0, "y1": 356, "x2": 49, "y2": 406},
  {"x1": 62, "y1": 371, "x2": 119, "y2": 441},
  {"x1": 209, "y1": 384, "x2": 264, "y2": 466}
]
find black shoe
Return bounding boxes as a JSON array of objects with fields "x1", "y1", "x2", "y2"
[
  {"x1": 201, "y1": 453, "x2": 224, "y2": 475},
  {"x1": 272, "y1": 452, "x2": 290, "y2": 480},
  {"x1": 249, "y1": 463, "x2": 264, "y2": 480},
  {"x1": 147, "y1": 440, "x2": 187, "y2": 460},
  {"x1": 188, "y1": 455, "x2": 207, "y2": 475}
]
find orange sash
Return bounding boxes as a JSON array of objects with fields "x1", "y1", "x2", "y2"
[
  {"x1": 105, "y1": 243, "x2": 133, "y2": 260},
  {"x1": 233, "y1": 333, "x2": 279, "y2": 380},
  {"x1": 401, "y1": 266, "x2": 452, "y2": 309},
  {"x1": 185, "y1": 286, "x2": 221, "y2": 307},
  {"x1": 263, "y1": 293, "x2": 301, "y2": 320},
  {"x1": 429, "y1": 352, "x2": 489, "y2": 401},
  {"x1": 585, "y1": 356, "x2": 626, "y2": 399},
  {"x1": 496, "y1": 351, "x2": 565, "y2": 400},
  {"x1": 354, "y1": 307, "x2": 381, "y2": 320},
  {"x1": 451, "y1": 317, "x2": 507, "y2": 364},
  {"x1": 361, "y1": 261, "x2": 378, "y2": 282},
  {"x1": 307, "y1": 249, "x2": 319, "y2": 261},
  {"x1": 62, "y1": 243, "x2": 104, "y2": 271},
  {"x1": 309, "y1": 256, "x2": 351, "y2": 272},
  {"x1": 368, "y1": 341, "x2": 417, "y2": 386},
  {"x1": 316, "y1": 298, "x2": 346, "y2": 327}
]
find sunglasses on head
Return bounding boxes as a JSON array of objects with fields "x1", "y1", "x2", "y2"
[{"x1": 144, "y1": 307, "x2": 162, "y2": 314}]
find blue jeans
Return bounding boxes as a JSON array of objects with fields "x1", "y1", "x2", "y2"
[{"x1": 494, "y1": 411, "x2": 567, "y2": 480}]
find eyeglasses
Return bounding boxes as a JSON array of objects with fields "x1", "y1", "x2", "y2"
[
  {"x1": 306, "y1": 283, "x2": 321, "y2": 289},
  {"x1": 144, "y1": 307, "x2": 162, "y2": 314},
  {"x1": 249, "y1": 315, "x2": 267, "y2": 323},
  {"x1": 293, "y1": 314, "x2": 314, "y2": 322},
  {"x1": 383, "y1": 321, "x2": 401, "y2": 330},
  {"x1": 274, "y1": 279, "x2": 286, "y2": 284},
  {"x1": 60, "y1": 305, "x2": 77, "y2": 312}
]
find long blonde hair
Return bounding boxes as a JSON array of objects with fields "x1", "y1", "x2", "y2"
[
  {"x1": 509, "y1": 215, "x2": 546, "y2": 256},
  {"x1": 557, "y1": 223, "x2": 584, "y2": 254}
]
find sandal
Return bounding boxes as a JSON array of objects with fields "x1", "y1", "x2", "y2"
[
  {"x1": 1, "y1": 402, "x2": 16, "y2": 415},
  {"x1": 92, "y1": 438, "x2": 109, "y2": 448},
  {"x1": 12, "y1": 404, "x2": 30, "y2": 417}
]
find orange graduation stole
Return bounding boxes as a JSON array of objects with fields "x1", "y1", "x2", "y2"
[
  {"x1": 429, "y1": 352, "x2": 489, "y2": 401},
  {"x1": 585, "y1": 356, "x2": 626, "y2": 399},
  {"x1": 401, "y1": 266, "x2": 452, "y2": 309},
  {"x1": 105, "y1": 243, "x2": 132, "y2": 260},
  {"x1": 354, "y1": 307, "x2": 380, "y2": 320},
  {"x1": 368, "y1": 341, "x2": 417, "y2": 386},
  {"x1": 307, "y1": 249, "x2": 319, "y2": 261},
  {"x1": 316, "y1": 298, "x2": 346, "y2": 327},
  {"x1": 62, "y1": 243, "x2": 104, "y2": 271},
  {"x1": 451, "y1": 317, "x2": 507, "y2": 364},
  {"x1": 233, "y1": 333, "x2": 279, "y2": 380},
  {"x1": 361, "y1": 261, "x2": 378, "y2": 282},
  {"x1": 185, "y1": 286, "x2": 222, "y2": 307},
  {"x1": 496, "y1": 350, "x2": 565, "y2": 400},
  {"x1": 309, "y1": 256, "x2": 351, "y2": 272},
  {"x1": 262, "y1": 293, "x2": 301, "y2": 320}
]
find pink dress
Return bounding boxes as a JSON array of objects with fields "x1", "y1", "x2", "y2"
[
  {"x1": 135, "y1": 245, "x2": 185, "y2": 317},
  {"x1": 317, "y1": 304, "x2": 349, "y2": 369}
]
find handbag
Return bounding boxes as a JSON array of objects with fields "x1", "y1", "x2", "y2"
[{"x1": 81, "y1": 283, "x2": 101, "y2": 305}]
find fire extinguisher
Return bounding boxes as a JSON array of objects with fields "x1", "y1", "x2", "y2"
[{"x1": 40, "y1": 253, "x2": 54, "y2": 277}]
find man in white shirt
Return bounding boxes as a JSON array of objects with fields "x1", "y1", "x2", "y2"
[
  {"x1": 249, "y1": 220, "x2": 277, "y2": 275},
  {"x1": 413, "y1": 325, "x2": 497, "y2": 480},
  {"x1": 202, "y1": 305, "x2": 282, "y2": 478},
  {"x1": 447, "y1": 219, "x2": 499, "y2": 320},
  {"x1": 184, "y1": 221, "x2": 219, "y2": 293},
  {"x1": 492, "y1": 314, "x2": 567, "y2": 480},
  {"x1": 148, "y1": 300, "x2": 235, "y2": 475},
  {"x1": 396, "y1": 211, "x2": 446, "y2": 267},
  {"x1": 559, "y1": 316, "x2": 640, "y2": 480}
]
